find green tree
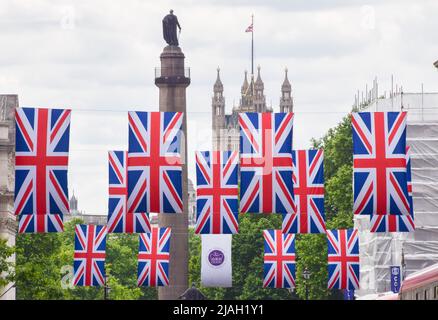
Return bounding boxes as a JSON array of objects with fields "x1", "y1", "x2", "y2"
[
  {"x1": 15, "y1": 218, "x2": 157, "y2": 300},
  {"x1": 0, "y1": 238, "x2": 15, "y2": 290}
]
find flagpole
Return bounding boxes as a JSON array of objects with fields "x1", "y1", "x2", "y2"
[{"x1": 251, "y1": 14, "x2": 254, "y2": 77}]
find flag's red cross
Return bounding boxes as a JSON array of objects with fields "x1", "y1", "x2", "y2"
[
  {"x1": 353, "y1": 112, "x2": 408, "y2": 214},
  {"x1": 240, "y1": 114, "x2": 293, "y2": 213},
  {"x1": 128, "y1": 112, "x2": 182, "y2": 213},
  {"x1": 109, "y1": 152, "x2": 134, "y2": 232},
  {"x1": 15, "y1": 108, "x2": 69, "y2": 232},
  {"x1": 328, "y1": 230, "x2": 359, "y2": 289},
  {"x1": 293, "y1": 150, "x2": 324, "y2": 232},
  {"x1": 264, "y1": 230, "x2": 295, "y2": 288},
  {"x1": 196, "y1": 151, "x2": 238, "y2": 233},
  {"x1": 74, "y1": 225, "x2": 106, "y2": 286},
  {"x1": 138, "y1": 228, "x2": 170, "y2": 286}
]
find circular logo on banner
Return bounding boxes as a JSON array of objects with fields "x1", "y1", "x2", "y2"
[{"x1": 208, "y1": 249, "x2": 225, "y2": 267}]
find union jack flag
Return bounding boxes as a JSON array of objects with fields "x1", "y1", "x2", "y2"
[
  {"x1": 195, "y1": 151, "x2": 239, "y2": 234},
  {"x1": 18, "y1": 213, "x2": 63, "y2": 233},
  {"x1": 128, "y1": 111, "x2": 183, "y2": 214},
  {"x1": 137, "y1": 227, "x2": 171, "y2": 287},
  {"x1": 352, "y1": 112, "x2": 409, "y2": 215},
  {"x1": 14, "y1": 107, "x2": 71, "y2": 218},
  {"x1": 240, "y1": 113, "x2": 294, "y2": 214},
  {"x1": 327, "y1": 229, "x2": 360, "y2": 290},
  {"x1": 263, "y1": 229, "x2": 296, "y2": 288},
  {"x1": 73, "y1": 224, "x2": 107, "y2": 287},
  {"x1": 370, "y1": 146, "x2": 415, "y2": 232},
  {"x1": 107, "y1": 151, "x2": 151, "y2": 233},
  {"x1": 282, "y1": 149, "x2": 325, "y2": 234}
]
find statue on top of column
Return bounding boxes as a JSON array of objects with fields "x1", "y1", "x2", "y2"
[{"x1": 162, "y1": 9, "x2": 181, "y2": 46}]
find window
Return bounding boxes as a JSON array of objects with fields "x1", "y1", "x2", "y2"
[
  {"x1": 435, "y1": 286, "x2": 438, "y2": 299},
  {"x1": 416, "y1": 292, "x2": 420, "y2": 300},
  {"x1": 424, "y1": 290, "x2": 428, "y2": 300}
]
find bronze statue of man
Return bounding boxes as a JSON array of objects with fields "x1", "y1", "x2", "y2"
[{"x1": 162, "y1": 9, "x2": 181, "y2": 46}]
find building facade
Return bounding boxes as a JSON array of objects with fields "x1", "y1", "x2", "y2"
[
  {"x1": 212, "y1": 66, "x2": 293, "y2": 151},
  {"x1": 64, "y1": 193, "x2": 107, "y2": 226},
  {"x1": 0, "y1": 95, "x2": 18, "y2": 300}
]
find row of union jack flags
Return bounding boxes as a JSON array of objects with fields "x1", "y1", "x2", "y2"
[
  {"x1": 14, "y1": 108, "x2": 415, "y2": 234},
  {"x1": 73, "y1": 225, "x2": 171, "y2": 287},
  {"x1": 263, "y1": 228, "x2": 360, "y2": 290},
  {"x1": 352, "y1": 111, "x2": 415, "y2": 232}
]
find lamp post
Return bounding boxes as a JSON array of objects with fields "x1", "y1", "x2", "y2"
[
  {"x1": 104, "y1": 275, "x2": 111, "y2": 300},
  {"x1": 302, "y1": 267, "x2": 311, "y2": 300}
]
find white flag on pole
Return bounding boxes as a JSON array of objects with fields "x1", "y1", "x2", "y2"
[{"x1": 201, "y1": 234, "x2": 232, "y2": 287}]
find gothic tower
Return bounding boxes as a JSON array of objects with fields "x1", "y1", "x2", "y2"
[
  {"x1": 212, "y1": 67, "x2": 225, "y2": 150},
  {"x1": 253, "y1": 65, "x2": 267, "y2": 112},
  {"x1": 280, "y1": 68, "x2": 293, "y2": 113}
]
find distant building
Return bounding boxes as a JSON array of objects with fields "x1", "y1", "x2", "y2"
[
  {"x1": 188, "y1": 178, "x2": 196, "y2": 227},
  {"x1": 212, "y1": 66, "x2": 293, "y2": 151},
  {"x1": 64, "y1": 192, "x2": 107, "y2": 226}
]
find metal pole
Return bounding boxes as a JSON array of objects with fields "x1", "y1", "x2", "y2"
[
  {"x1": 305, "y1": 282, "x2": 309, "y2": 300},
  {"x1": 251, "y1": 14, "x2": 254, "y2": 77}
]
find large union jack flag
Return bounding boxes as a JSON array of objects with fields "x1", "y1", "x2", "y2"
[
  {"x1": 128, "y1": 111, "x2": 183, "y2": 214},
  {"x1": 73, "y1": 224, "x2": 107, "y2": 287},
  {"x1": 263, "y1": 229, "x2": 296, "y2": 288},
  {"x1": 14, "y1": 107, "x2": 71, "y2": 218},
  {"x1": 137, "y1": 227, "x2": 171, "y2": 287},
  {"x1": 370, "y1": 146, "x2": 415, "y2": 232},
  {"x1": 195, "y1": 151, "x2": 239, "y2": 234},
  {"x1": 240, "y1": 113, "x2": 294, "y2": 214},
  {"x1": 327, "y1": 229, "x2": 360, "y2": 290},
  {"x1": 18, "y1": 213, "x2": 63, "y2": 233},
  {"x1": 282, "y1": 149, "x2": 325, "y2": 234},
  {"x1": 352, "y1": 112, "x2": 409, "y2": 215},
  {"x1": 107, "y1": 151, "x2": 151, "y2": 233}
]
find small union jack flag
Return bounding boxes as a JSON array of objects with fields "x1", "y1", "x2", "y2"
[
  {"x1": 370, "y1": 146, "x2": 415, "y2": 232},
  {"x1": 240, "y1": 113, "x2": 294, "y2": 214},
  {"x1": 282, "y1": 149, "x2": 325, "y2": 234},
  {"x1": 195, "y1": 151, "x2": 239, "y2": 234},
  {"x1": 137, "y1": 227, "x2": 171, "y2": 287},
  {"x1": 128, "y1": 111, "x2": 183, "y2": 214},
  {"x1": 327, "y1": 229, "x2": 360, "y2": 290},
  {"x1": 263, "y1": 229, "x2": 296, "y2": 288},
  {"x1": 107, "y1": 151, "x2": 151, "y2": 233},
  {"x1": 14, "y1": 107, "x2": 71, "y2": 218},
  {"x1": 73, "y1": 224, "x2": 107, "y2": 287},
  {"x1": 18, "y1": 213, "x2": 63, "y2": 233},
  {"x1": 352, "y1": 112, "x2": 409, "y2": 215}
]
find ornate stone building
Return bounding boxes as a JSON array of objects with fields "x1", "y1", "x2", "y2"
[
  {"x1": 212, "y1": 66, "x2": 293, "y2": 151},
  {"x1": 0, "y1": 95, "x2": 18, "y2": 300}
]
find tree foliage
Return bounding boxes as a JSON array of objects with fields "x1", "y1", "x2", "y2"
[
  {"x1": 0, "y1": 238, "x2": 15, "y2": 290},
  {"x1": 15, "y1": 218, "x2": 157, "y2": 300}
]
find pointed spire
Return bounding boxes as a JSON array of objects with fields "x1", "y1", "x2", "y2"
[
  {"x1": 254, "y1": 65, "x2": 264, "y2": 91},
  {"x1": 214, "y1": 66, "x2": 223, "y2": 92},
  {"x1": 282, "y1": 67, "x2": 291, "y2": 91},
  {"x1": 241, "y1": 70, "x2": 249, "y2": 94}
]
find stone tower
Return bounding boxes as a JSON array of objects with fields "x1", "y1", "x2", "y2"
[
  {"x1": 155, "y1": 45, "x2": 190, "y2": 300},
  {"x1": 212, "y1": 68, "x2": 225, "y2": 150},
  {"x1": 280, "y1": 68, "x2": 293, "y2": 113},
  {"x1": 0, "y1": 94, "x2": 18, "y2": 300},
  {"x1": 253, "y1": 66, "x2": 267, "y2": 113}
]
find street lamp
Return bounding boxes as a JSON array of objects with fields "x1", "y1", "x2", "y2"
[
  {"x1": 302, "y1": 267, "x2": 311, "y2": 300},
  {"x1": 104, "y1": 275, "x2": 111, "y2": 300}
]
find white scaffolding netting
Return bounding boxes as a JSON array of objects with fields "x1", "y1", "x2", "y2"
[{"x1": 355, "y1": 93, "x2": 438, "y2": 297}]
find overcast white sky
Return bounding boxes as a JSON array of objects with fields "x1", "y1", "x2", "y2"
[{"x1": 1, "y1": 0, "x2": 438, "y2": 214}]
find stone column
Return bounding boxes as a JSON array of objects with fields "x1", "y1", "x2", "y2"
[
  {"x1": 155, "y1": 45, "x2": 190, "y2": 300},
  {"x1": 0, "y1": 95, "x2": 18, "y2": 300}
]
